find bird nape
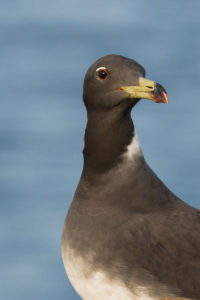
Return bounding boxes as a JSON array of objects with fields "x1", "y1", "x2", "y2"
[{"x1": 61, "y1": 54, "x2": 200, "y2": 300}]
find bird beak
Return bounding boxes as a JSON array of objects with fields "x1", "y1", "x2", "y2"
[{"x1": 118, "y1": 77, "x2": 168, "y2": 104}]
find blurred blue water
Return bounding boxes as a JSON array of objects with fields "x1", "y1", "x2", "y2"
[{"x1": 0, "y1": 1, "x2": 200, "y2": 299}]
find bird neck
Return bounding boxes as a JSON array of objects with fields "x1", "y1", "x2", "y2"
[{"x1": 82, "y1": 107, "x2": 135, "y2": 175}]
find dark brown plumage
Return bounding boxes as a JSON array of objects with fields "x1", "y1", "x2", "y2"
[{"x1": 62, "y1": 55, "x2": 200, "y2": 300}]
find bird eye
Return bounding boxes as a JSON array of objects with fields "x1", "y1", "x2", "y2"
[{"x1": 96, "y1": 67, "x2": 109, "y2": 80}]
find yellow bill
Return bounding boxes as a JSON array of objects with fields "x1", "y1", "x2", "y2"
[{"x1": 119, "y1": 77, "x2": 168, "y2": 104}]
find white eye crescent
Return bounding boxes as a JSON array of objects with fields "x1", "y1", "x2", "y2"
[{"x1": 96, "y1": 67, "x2": 109, "y2": 80}]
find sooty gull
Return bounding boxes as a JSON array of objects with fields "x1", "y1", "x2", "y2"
[{"x1": 61, "y1": 54, "x2": 200, "y2": 300}]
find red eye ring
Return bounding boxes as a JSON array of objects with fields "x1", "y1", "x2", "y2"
[{"x1": 96, "y1": 67, "x2": 109, "y2": 80}]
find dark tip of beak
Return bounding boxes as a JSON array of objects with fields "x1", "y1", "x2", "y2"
[{"x1": 151, "y1": 83, "x2": 168, "y2": 103}]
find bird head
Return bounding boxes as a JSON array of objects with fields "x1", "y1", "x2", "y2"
[{"x1": 83, "y1": 54, "x2": 168, "y2": 111}]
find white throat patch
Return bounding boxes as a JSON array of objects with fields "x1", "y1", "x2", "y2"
[{"x1": 123, "y1": 133, "x2": 143, "y2": 161}]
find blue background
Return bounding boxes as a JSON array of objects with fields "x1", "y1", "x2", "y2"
[{"x1": 1, "y1": 1, "x2": 200, "y2": 299}]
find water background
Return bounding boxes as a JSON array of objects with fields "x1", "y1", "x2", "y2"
[{"x1": 1, "y1": 1, "x2": 200, "y2": 299}]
